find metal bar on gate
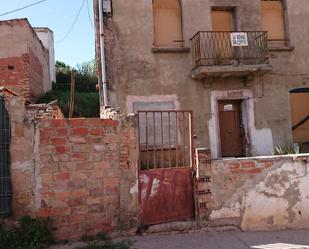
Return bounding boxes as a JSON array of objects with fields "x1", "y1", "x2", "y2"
[
  {"x1": 137, "y1": 112, "x2": 141, "y2": 170},
  {"x1": 189, "y1": 112, "x2": 194, "y2": 167},
  {"x1": 175, "y1": 112, "x2": 179, "y2": 168},
  {"x1": 182, "y1": 112, "x2": 186, "y2": 166},
  {"x1": 161, "y1": 112, "x2": 164, "y2": 168},
  {"x1": 145, "y1": 112, "x2": 149, "y2": 170},
  {"x1": 153, "y1": 112, "x2": 156, "y2": 168},
  {"x1": 168, "y1": 111, "x2": 171, "y2": 168}
]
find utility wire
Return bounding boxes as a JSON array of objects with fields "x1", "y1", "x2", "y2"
[
  {"x1": 86, "y1": 0, "x2": 94, "y2": 30},
  {"x1": 0, "y1": 0, "x2": 48, "y2": 17},
  {"x1": 56, "y1": 0, "x2": 86, "y2": 43}
]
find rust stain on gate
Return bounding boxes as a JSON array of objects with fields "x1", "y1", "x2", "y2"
[{"x1": 138, "y1": 110, "x2": 195, "y2": 225}]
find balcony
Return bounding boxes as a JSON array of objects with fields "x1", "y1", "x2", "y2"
[{"x1": 191, "y1": 31, "x2": 272, "y2": 79}]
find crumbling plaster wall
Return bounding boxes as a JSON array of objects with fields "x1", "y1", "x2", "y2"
[
  {"x1": 107, "y1": 0, "x2": 309, "y2": 155},
  {"x1": 209, "y1": 155, "x2": 309, "y2": 231},
  {"x1": 4, "y1": 96, "x2": 36, "y2": 217}
]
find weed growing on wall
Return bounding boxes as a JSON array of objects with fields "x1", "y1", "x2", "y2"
[{"x1": 0, "y1": 216, "x2": 54, "y2": 249}]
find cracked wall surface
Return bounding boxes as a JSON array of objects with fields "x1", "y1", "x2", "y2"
[
  {"x1": 208, "y1": 155, "x2": 309, "y2": 231},
  {"x1": 105, "y1": 0, "x2": 309, "y2": 155}
]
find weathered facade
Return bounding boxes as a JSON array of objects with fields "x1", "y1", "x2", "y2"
[
  {"x1": 104, "y1": 0, "x2": 309, "y2": 159},
  {"x1": 0, "y1": 19, "x2": 51, "y2": 101},
  {"x1": 1, "y1": 92, "x2": 309, "y2": 239},
  {"x1": 34, "y1": 27, "x2": 56, "y2": 84}
]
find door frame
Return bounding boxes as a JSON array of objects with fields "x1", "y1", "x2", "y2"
[{"x1": 209, "y1": 90, "x2": 253, "y2": 159}]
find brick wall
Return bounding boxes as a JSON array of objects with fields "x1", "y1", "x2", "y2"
[
  {"x1": 35, "y1": 117, "x2": 138, "y2": 240},
  {"x1": 0, "y1": 19, "x2": 49, "y2": 101},
  {"x1": 195, "y1": 149, "x2": 214, "y2": 221},
  {"x1": 0, "y1": 55, "x2": 30, "y2": 99}
]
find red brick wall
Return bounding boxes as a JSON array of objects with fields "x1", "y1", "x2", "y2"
[
  {"x1": 36, "y1": 118, "x2": 138, "y2": 240},
  {"x1": 0, "y1": 50, "x2": 44, "y2": 101},
  {"x1": 0, "y1": 55, "x2": 30, "y2": 99}
]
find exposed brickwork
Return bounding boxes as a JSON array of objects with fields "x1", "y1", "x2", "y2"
[
  {"x1": 195, "y1": 150, "x2": 286, "y2": 222},
  {"x1": 0, "y1": 19, "x2": 50, "y2": 101},
  {"x1": 36, "y1": 118, "x2": 138, "y2": 240},
  {"x1": 195, "y1": 149, "x2": 214, "y2": 220},
  {"x1": 0, "y1": 55, "x2": 30, "y2": 99},
  {"x1": 225, "y1": 159, "x2": 274, "y2": 175}
]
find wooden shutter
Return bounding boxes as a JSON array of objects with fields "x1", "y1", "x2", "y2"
[
  {"x1": 153, "y1": 0, "x2": 182, "y2": 47},
  {"x1": 212, "y1": 10, "x2": 233, "y2": 32},
  {"x1": 261, "y1": 1, "x2": 285, "y2": 43},
  {"x1": 290, "y1": 92, "x2": 309, "y2": 143}
]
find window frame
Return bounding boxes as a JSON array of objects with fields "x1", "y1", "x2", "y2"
[
  {"x1": 152, "y1": 0, "x2": 188, "y2": 52},
  {"x1": 261, "y1": 0, "x2": 293, "y2": 50}
]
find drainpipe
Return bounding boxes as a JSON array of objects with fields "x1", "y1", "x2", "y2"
[{"x1": 98, "y1": 0, "x2": 109, "y2": 107}]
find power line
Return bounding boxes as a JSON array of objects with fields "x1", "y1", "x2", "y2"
[
  {"x1": 86, "y1": 0, "x2": 94, "y2": 29},
  {"x1": 0, "y1": 0, "x2": 48, "y2": 17},
  {"x1": 56, "y1": 0, "x2": 86, "y2": 43}
]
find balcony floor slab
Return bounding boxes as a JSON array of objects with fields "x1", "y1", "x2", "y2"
[{"x1": 191, "y1": 64, "x2": 272, "y2": 80}]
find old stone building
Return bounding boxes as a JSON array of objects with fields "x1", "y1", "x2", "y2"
[
  {"x1": 0, "y1": 19, "x2": 52, "y2": 101},
  {"x1": 103, "y1": 0, "x2": 309, "y2": 159}
]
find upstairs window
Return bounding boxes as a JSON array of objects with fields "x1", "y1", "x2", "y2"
[
  {"x1": 153, "y1": 0, "x2": 183, "y2": 48},
  {"x1": 261, "y1": 0, "x2": 287, "y2": 47},
  {"x1": 211, "y1": 10, "x2": 234, "y2": 32}
]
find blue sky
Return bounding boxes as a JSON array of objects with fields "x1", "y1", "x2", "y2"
[{"x1": 0, "y1": 0, "x2": 95, "y2": 67}]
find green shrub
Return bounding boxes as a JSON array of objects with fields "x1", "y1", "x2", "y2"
[
  {"x1": 0, "y1": 216, "x2": 54, "y2": 249},
  {"x1": 273, "y1": 144, "x2": 300, "y2": 155},
  {"x1": 36, "y1": 90, "x2": 100, "y2": 118}
]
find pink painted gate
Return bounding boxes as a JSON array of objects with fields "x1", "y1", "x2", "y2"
[{"x1": 138, "y1": 111, "x2": 195, "y2": 225}]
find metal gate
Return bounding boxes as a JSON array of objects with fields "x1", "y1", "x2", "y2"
[
  {"x1": 0, "y1": 96, "x2": 12, "y2": 217},
  {"x1": 138, "y1": 110, "x2": 195, "y2": 225}
]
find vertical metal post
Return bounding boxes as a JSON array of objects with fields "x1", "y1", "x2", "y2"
[
  {"x1": 153, "y1": 112, "x2": 156, "y2": 168},
  {"x1": 175, "y1": 112, "x2": 179, "y2": 168},
  {"x1": 168, "y1": 112, "x2": 171, "y2": 168},
  {"x1": 69, "y1": 70, "x2": 76, "y2": 118},
  {"x1": 160, "y1": 112, "x2": 164, "y2": 168},
  {"x1": 99, "y1": 0, "x2": 109, "y2": 107},
  {"x1": 145, "y1": 112, "x2": 149, "y2": 169},
  {"x1": 189, "y1": 112, "x2": 194, "y2": 167},
  {"x1": 182, "y1": 112, "x2": 186, "y2": 166}
]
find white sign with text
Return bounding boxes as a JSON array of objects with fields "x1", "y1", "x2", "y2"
[{"x1": 230, "y1": 32, "x2": 248, "y2": 47}]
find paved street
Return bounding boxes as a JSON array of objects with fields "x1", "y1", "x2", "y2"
[{"x1": 52, "y1": 229, "x2": 309, "y2": 249}]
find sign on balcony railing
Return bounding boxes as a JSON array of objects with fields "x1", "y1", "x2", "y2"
[
  {"x1": 191, "y1": 31, "x2": 269, "y2": 68},
  {"x1": 230, "y1": 32, "x2": 248, "y2": 47}
]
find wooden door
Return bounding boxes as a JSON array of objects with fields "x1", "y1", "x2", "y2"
[
  {"x1": 218, "y1": 100, "x2": 244, "y2": 157},
  {"x1": 211, "y1": 10, "x2": 234, "y2": 62}
]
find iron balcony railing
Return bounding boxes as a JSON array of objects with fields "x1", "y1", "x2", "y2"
[{"x1": 191, "y1": 31, "x2": 270, "y2": 69}]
